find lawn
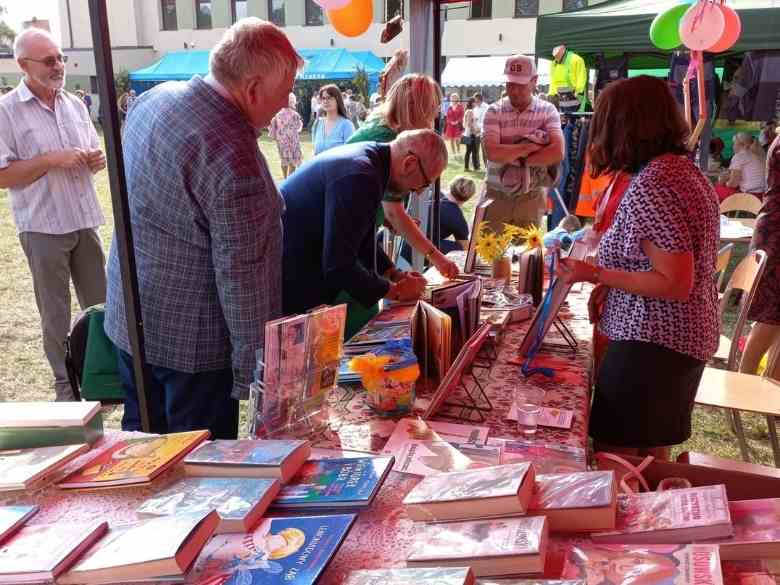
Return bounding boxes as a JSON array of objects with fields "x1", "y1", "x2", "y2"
[{"x1": 0, "y1": 131, "x2": 775, "y2": 465}]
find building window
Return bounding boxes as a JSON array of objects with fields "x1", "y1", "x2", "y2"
[
  {"x1": 195, "y1": 0, "x2": 212, "y2": 29},
  {"x1": 160, "y1": 0, "x2": 178, "y2": 30},
  {"x1": 269, "y1": 0, "x2": 285, "y2": 26},
  {"x1": 470, "y1": 0, "x2": 492, "y2": 19},
  {"x1": 305, "y1": 0, "x2": 323, "y2": 25},
  {"x1": 386, "y1": 0, "x2": 403, "y2": 21},
  {"x1": 514, "y1": 0, "x2": 538, "y2": 17},
  {"x1": 231, "y1": 0, "x2": 248, "y2": 22},
  {"x1": 562, "y1": 0, "x2": 587, "y2": 11}
]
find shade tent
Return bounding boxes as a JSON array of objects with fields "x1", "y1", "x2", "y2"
[
  {"x1": 441, "y1": 56, "x2": 551, "y2": 88},
  {"x1": 129, "y1": 48, "x2": 385, "y2": 94},
  {"x1": 536, "y1": 0, "x2": 780, "y2": 69}
]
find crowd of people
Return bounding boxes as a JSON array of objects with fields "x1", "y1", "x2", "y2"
[{"x1": 1, "y1": 19, "x2": 778, "y2": 459}]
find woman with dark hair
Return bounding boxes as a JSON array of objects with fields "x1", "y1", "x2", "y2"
[
  {"x1": 557, "y1": 76, "x2": 720, "y2": 459},
  {"x1": 312, "y1": 84, "x2": 354, "y2": 155}
]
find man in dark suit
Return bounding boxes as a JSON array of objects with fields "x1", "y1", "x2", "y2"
[{"x1": 104, "y1": 19, "x2": 302, "y2": 438}]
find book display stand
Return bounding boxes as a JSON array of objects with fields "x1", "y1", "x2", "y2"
[{"x1": 551, "y1": 316, "x2": 578, "y2": 352}]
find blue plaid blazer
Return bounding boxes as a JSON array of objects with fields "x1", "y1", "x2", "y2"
[{"x1": 104, "y1": 76, "x2": 283, "y2": 399}]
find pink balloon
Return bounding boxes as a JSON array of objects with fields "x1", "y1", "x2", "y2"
[
  {"x1": 708, "y1": 4, "x2": 742, "y2": 53},
  {"x1": 679, "y1": 1, "x2": 725, "y2": 51},
  {"x1": 314, "y1": 0, "x2": 352, "y2": 10}
]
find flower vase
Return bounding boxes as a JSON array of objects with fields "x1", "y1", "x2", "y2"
[{"x1": 491, "y1": 255, "x2": 512, "y2": 283}]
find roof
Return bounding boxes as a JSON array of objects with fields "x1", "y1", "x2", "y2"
[
  {"x1": 129, "y1": 48, "x2": 385, "y2": 84},
  {"x1": 441, "y1": 56, "x2": 551, "y2": 88},
  {"x1": 536, "y1": 0, "x2": 780, "y2": 69}
]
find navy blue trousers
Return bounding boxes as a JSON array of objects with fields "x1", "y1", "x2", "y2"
[{"x1": 118, "y1": 349, "x2": 239, "y2": 439}]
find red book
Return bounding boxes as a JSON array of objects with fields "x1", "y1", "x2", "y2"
[{"x1": 702, "y1": 498, "x2": 780, "y2": 560}]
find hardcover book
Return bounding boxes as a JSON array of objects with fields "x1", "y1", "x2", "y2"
[
  {"x1": 0, "y1": 506, "x2": 38, "y2": 544},
  {"x1": 345, "y1": 567, "x2": 475, "y2": 585},
  {"x1": 186, "y1": 513, "x2": 357, "y2": 585},
  {"x1": 406, "y1": 515, "x2": 549, "y2": 577},
  {"x1": 403, "y1": 462, "x2": 535, "y2": 522},
  {"x1": 703, "y1": 498, "x2": 780, "y2": 560},
  {"x1": 0, "y1": 521, "x2": 108, "y2": 584},
  {"x1": 592, "y1": 484, "x2": 733, "y2": 544},
  {"x1": 561, "y1": 544, "x2": 724, "y2": 585},
  {"x1": 183, "y1": 439, "x2": 311, "y2": 483},
  {"x1": 271, "y1": 456, "x2": 394, "y2": 510},
  {"x1": 0, "y1": 443, "x2": 89, "y2": 491},
  {"x1": 59, "y1": 511, "x2": 219, "y2": 585},
  {"x1": 528, "y1": 471, "x2": 617, "y2": 532},
  {"x1": 58, "y1": 430, "x2": 209, "y2": 489},
  {"x1": 0, "y1": 401, "x2": 103, "y2": 450},
  {"x1": 137, "y1": 477, "x2": 280, "y2": 533},
  {"x1": 494, "y1": 438, "x2": 587, "y2": 473}
]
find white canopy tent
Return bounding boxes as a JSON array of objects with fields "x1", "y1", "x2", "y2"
[{"x1": 441, "y1": 56, "x2": 551, "y2": 88}]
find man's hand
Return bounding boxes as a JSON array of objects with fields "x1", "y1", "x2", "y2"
[
  {"x1": 588, "y1": 284, "x2": 610, "y2": 324},
  {"x1": 86, "y1": 149, "x2": 107, "y2": 174},
  {"x1": 47, "y1": 148, "x2": 88, "y2": 170},
  {"x1": 432, "y1": 252, "x2": 459, "y2": 279},
  {"x1": 389, "y1": 272, "x2": 427, "y2": 302}
]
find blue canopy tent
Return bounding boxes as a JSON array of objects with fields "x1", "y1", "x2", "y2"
[{"x1": 129, "y1": 48, "x2": 385, "y2": 94}]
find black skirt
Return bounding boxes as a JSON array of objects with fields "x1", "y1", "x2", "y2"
[{"x1": 589, "y1": 340, "x2": 706, "y2": 448}]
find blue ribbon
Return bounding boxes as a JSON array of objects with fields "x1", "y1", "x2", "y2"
[{"x1": 521, "y1": 250, "x2": 558, "y2": 379}]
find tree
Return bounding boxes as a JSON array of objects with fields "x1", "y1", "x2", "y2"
[
  {"x1": 114, "y1": 69, "x2": 130, "y2": 95},
  {"x1": 352, "y1": 66, "x2": 369, "y2": 106},
  {"x1": 0, "y1": 4, "x2": 16, "y2": 52}
]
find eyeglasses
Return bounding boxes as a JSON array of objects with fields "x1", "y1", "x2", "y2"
[
  {"x1": 410, "y1": 151, "x2": 432, "y2": 192},
  {"x1": 319, "y1": 94, "x2": 335, "y2": 101},
  {"x1": 22, "y1": 54, "x2": 68, "y2": 67}
]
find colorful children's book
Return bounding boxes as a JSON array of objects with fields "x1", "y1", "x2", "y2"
[
  {"x1": 371, "y1": 303, "x2": 419, "y2": 327},
  {"x1": 0, "y1": 401, "x2": 103, "y2": 449},
  {"x1": 507, "y1": 406, "x2": 574, "y2": 430},
  {"x1": 703, "y1": 498, "x2": 780, "y2": 560},
  {"x1": 561, "y1": 544, "x2": 724, "y2": 585},
  {"x1": 528, "y1": 471, "x2": 617, "y2": 533},
  {"x1": 57, "y1": 430, "x2": 209, "y2": 489},
  {"x1": 406, "y1": 515, "x2": 549, "y2": 577},
  {"x1": 592, "y1": 484, "x2": 733, "y2": 544},
  {"x1": 493, "y1": 438, "x2": 587, "y2": 473},
  {"x1": 0, "y1": 443, "x2": 89, "y2": 491},
  {"x1": 59, "y1": 511, "x2": 219, "y2": 585},
  {"x1": 395, "y1": 441, "x2": 474, "y2": 476},
  {"x1": 382, "y1": 418, "x2": 489, "y2": 457},
  {"x1": 403, "y1": 462, "x2": 535, "y2": 522},
  {"x1": 0, "y1": 506, "x2": 38, "y2": 544},
  {"x1": 345, "y1": 567, "x2": 475, "y2": 585},
  {"x1": 186, "y1": 513, "x2": 357, "y2": 585},
  {"x1": 271, "y1": 456, "x2": 394, "y2": 510},
  {"x1": 0, "y1": 521, "x2": 108, "y2": 584},
  {"x1": 137, "y1": 477, "x2": 280, "y2": 533},
  {"x1": 183, "y1": 439, "x2": 311, "y2": 483}
]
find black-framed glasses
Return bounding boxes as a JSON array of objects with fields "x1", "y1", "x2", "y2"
[
  {"x1": 22, "y1": 54, "x2": 68, "y2": 67},
  {"x1": 319, "y1": 94, "x2": 336, "y2": 101},
  {"x1": 410, "y1": 151, "x2": 432, "y2": 192}
]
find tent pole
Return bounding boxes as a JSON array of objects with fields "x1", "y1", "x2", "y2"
[
  {"x1": 430, "y1": 0, "x2": 443, "y2": 252},
  {"x1": 87, "y1": 0, "x2": 153, "y2": 433}
]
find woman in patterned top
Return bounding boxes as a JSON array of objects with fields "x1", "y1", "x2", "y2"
[
  {"x1": 268, "y1": 93, "x2": 303, "y2": 178},
  {"x1": 557, "y1": 76, "x2": 720, "y2": 460}
]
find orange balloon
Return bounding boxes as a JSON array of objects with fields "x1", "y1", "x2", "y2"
[{"x1": 328, "y1": 0, "x2": 373, "y2": 37}]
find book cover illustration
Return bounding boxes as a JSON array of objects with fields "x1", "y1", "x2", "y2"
[
  {"x1": 496, "y1": 439, "x2": 587, "y2": 473},
  {"x1": 0, "y1": 506, "x2": 38, "y2": 542},
  {"x1": 612, "y1": 485, "x2": 730, "y2": 535},
  {"x1": 372, "y1": 303, "x2": 418, "y2": 327},
  {"x1": 713, "y1": 498, "x2": 780, "y2": 545},
  {"x1": 408, "y1": 516, "x2": 546, "y2": 561},
  {"x1": 186, "y1": 440, "x2": 308, "y2": 467},
  {"x1": 306, "y1": 305, "x2": 347, "y2": 396},
  {"x1": 349, "y1": 323, "x2": 411, "y2": 345},
  {"x1": 395, "y1": 441, "x2": 473, "y2": 476},
  {"x1": 0, "y1": 443, "x2": 88, "y2": 488},
  {"x1": 274, "y1": 457, "x2": 393, "y2": 507},
  {"x1": 137, "y1": 477, "x2": 278, "y2": 521},
  {"x1": 59, "y1": 431, "x2": 208, "y2": 487},
  {"x1": 404, "y1": 462, "x2": 531, "y2": 504},
  {"x1": 187, "y1": 514, "x2": 357, "y2": 585},
  {"x1": 531, "y1": 471, "x2": 615, "y2": 510},
  {"x1": 507, "y1": 406, "x2": 574, "y2": 430},
  {"x1": 382, "y1": 418, "x2": 489, "y2": 456},
  {"x1": 0, "y1": 522, "x2": 107, "y2": 574},
  {"x1": 562, "y1": 544, "x2": 723, "y2": 585},
  {"x1": 346, "y1": 567, "x2": 474, "y2": 585}
]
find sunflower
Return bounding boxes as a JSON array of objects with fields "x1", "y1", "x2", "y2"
[
  {"x1": 518, "y1": 224, "x2": 544, "y2": 250},
  {"x1": 476, "y1": 231, "x2": 502, "y2": 263}
]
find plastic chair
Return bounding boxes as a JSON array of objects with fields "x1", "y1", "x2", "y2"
[
  {"x1": 719, "y1": 193, "x2": 763, "y2": 217},
  {"x1": 715, "y1": 243, "x2": 734, "y2": 293}
]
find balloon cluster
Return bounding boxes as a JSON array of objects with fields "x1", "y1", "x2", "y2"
[
  {"x1": 316, "y1": 0, "x2": 373, "y2": 37},
  {"x1": 650, "y1": 0, "x2": 741, "y2": 52}
]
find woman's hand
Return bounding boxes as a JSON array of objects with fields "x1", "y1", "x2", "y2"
[
  {"x1": 588, "y1": 284, "x2": 610, "y2": 324},
  {"x1": 432, "y1": 252, "x2": 459, "y2": 279},
  {"x1": 556, "y1": 258, "x2": 597, "y2": 284}
]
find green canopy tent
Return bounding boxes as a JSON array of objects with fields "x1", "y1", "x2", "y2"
[{"x1": 536, "y1": 0, "x2": 780, "y2": 69}]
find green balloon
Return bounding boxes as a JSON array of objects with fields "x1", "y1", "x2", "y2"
[{"x1": 650, "y1": 3, "x2": 689, "y2": 50}]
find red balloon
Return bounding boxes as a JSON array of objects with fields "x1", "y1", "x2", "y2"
[{"x1": 708, "y1": 4, "x2": 741, "y2": 53}]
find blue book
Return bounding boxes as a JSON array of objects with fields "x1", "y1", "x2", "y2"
[
  {"x1": 271, "y1": 457, "x2": 394, "y2": 511},
  {"x1": 0, "y1": 505, "x2": 38, "y2": 544},
  {"x1": 187, "y1": 513, "x2": 357, "y2": 585}
]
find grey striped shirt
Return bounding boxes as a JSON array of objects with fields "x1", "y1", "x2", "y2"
[{"x1": 0, "y1": 80, "x2": 105, "y2": 234}]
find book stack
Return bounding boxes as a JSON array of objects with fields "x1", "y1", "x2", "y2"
[
  {"x1": 701, "y1": 497, "x2": 780, "y2": 560},
  {"x1": 0, "y1": 401, "x2": 103, "y2": 449},
  {"x1": 0, "y1": 443, "x2": 89, "y2": 491}
]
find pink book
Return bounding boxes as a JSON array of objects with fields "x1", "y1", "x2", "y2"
[
  {"x1": 592, "y1": 484, "x2": 733, "y2": 544},
  {"x1": 701, "y1": 498, "x2": 780, "y2": 561},
  {"x1": 562, "y1": 544, "x2": 723, "y2": 585}
]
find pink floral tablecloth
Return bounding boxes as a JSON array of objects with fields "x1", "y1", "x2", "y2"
[{"x1": 0, "y1": 288, "x2": 595, "y2": 584}]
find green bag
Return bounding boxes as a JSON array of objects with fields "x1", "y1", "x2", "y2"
[{"x1": 67, "y1": 305, "x2": 124, "y2": 402}]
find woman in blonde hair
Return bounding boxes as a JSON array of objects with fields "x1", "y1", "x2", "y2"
[{"x1": 716, "y1": 132, "x2": 766, "y2": 202}]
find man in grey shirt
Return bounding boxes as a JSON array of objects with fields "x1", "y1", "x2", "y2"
[{"x1": 104, "y1": 18, "x2": 302, "y2": 438}]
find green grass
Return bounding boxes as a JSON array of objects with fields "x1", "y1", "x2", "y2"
[{"x1": 0, "y1": 131, "x2": 775, "y2": 465}]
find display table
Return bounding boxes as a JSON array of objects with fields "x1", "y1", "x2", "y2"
[{"x1": 0, "y1": 288, "x2": 595, "y2": 584}]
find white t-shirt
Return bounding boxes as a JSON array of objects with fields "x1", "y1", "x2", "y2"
[
  {"x1": 730, "y1": 150, "x2": 766, "y2": 193},
  {"x1": 473, "y1": 102, "x2": 489, "y2": 131}
]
